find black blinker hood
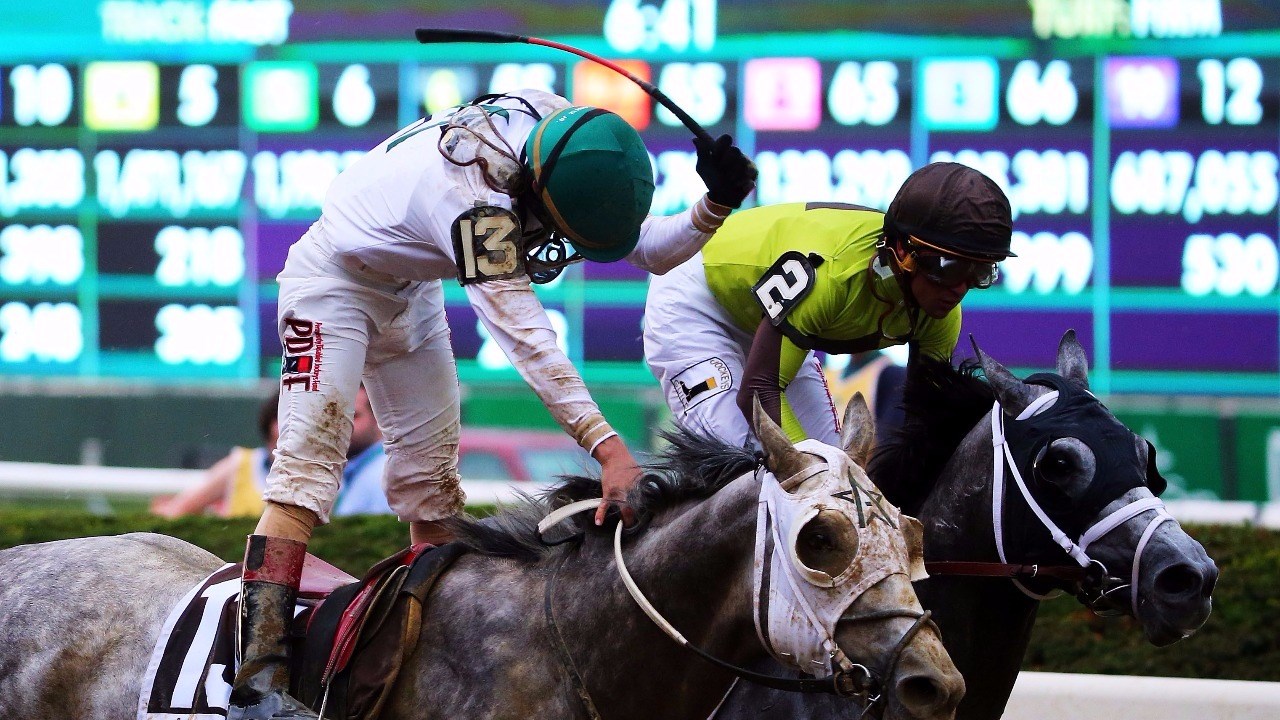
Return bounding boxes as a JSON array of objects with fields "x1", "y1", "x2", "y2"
[{"x1": 1002, "y1": 374, "x2": 1160, "y2": 535}]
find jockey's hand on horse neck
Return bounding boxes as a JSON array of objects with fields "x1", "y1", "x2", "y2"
[{"x1": 594, "y1": 436, "x2": 641, "y2": 527}]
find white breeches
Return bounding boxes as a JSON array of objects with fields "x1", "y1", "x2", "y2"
[
  {"x1": 265, "y1": 234, "x2": 466, "y2": 524},
  {"x1": 643, "y1": 255, "x2": 839, "y2": 450}
]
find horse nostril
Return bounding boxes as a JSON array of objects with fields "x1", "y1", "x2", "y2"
[
  {"x1": 1154, "y1": 563, "x2": 1202, "y2": 597},
  {"x1": 896, "y1": 674, "x2": 944, "y2": 716}
]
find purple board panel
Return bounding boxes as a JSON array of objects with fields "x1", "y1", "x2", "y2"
[
  {"x1": 958, "y1": 309, "x2": 1095, "y2": 368},
  {"x1": 1111, "y1": 311, "x2": 1278, "y2": 373}
]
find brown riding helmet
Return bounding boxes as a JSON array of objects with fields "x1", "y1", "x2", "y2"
[{"x1": 885, "y1": 162, "x2": 1015, "y2": 261}]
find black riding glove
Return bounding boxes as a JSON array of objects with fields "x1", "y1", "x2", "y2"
[{"x1": 693, "y1": 134, "x2": 757, "y2": 209}]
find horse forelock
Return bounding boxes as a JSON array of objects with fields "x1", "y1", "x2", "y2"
[
  {"x1": 447, "y1": 428, "x2": 758, "y2": 562},
  {"x1": 868, "y1": 358, "x2": 993, "y2": 515}
]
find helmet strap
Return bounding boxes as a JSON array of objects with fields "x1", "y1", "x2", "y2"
[
  {"x1": 868, "y1": 243, "x2": 920, "y2": 343},
  {"x1": 874, "y1": 237, "x2": 920, "y2": 302}
]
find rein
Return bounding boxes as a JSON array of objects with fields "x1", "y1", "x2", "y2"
[
  {"x1": 923, "y1": 561, "x2": 1088, "y2": 583},
  {"x1": 545, "y1": 550, "x2": 605, "y2": 720},
  {"x1": 537, "y1": 498, "x2": 935, "y2": 716},
  {"x1": 925, "y1": 389, "x2": 1175, "y2": 617}
]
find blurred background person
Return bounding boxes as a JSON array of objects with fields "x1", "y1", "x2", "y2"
[
  {"x1": 151, "y1": 392, "x2": 279, "y2": 519},
  {"x1": 152, "y1": 387, "x2": 390, "y2": 518},
  {"x1": 825, "y1": 348, "x2": 908, "y2": 447},
  {"x1": 330, "y1": 385, "x2": 391, "y2": 517}
]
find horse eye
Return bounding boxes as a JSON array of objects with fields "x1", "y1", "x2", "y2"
[
  {"x1": 1033, "y1": 443, "x2": 1078, "y2": 484},
  {"x1": 795, "y1": 510, "x2": 859, "y2": 580}
]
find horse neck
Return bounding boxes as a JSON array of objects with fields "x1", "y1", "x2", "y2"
[
  {"x1": 551, "y1": 472, "x2": 765, "y2": 720},
  {"x1": 914, "y1": 409, "x2": 1045, "y2": 720},
  {"x1": 570, "y1": 471, "x2": 761, "y2": 640},
  {"x1": 917, "y1": 420, "x2": 1001, "y2": 563}
]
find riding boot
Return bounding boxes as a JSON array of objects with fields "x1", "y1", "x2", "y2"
[{"x1": 228, "y1": 535, "x2": 318, "y2": 720}]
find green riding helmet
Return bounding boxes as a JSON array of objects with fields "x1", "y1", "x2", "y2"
[{"x1": 524, "y1": 106, "x2": 655, "y2": 263}]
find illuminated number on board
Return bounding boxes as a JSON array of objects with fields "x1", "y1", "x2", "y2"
[
  {"x1": 333, "y1": 64, "x2": 376, "y2": 127},
  {"x1": 921, "y1": 58, "x2": 998, "y2": 130},
  {"x1": 604, "y1": 0, "x2": 716, "y2": 53},
  {"x1": 1198, "y1": 58, "x2": 1263, "y2": 126},
  {"x1": 1007, "y1": 60, "x2": 1077, "y2": 126},
  {"x1": 828, "y1": 61, "x2": 900, "y2": 126},
  {"x1": 1182, "y1": 233, "x2": 1278, "y2": 298},
  {"x1": 651, "y1": 149, "x2": 702, "y2": 214},
  {"x1": 0, "y1": 301, "x2": 82, "y2": 363},
  {"x1": 1112, "y1": 62, "x2": 1175, "y2": 124},
  {"x1": 1112, "y1": 150, "x2": 1278, "y2": 221},
  {"x1": 154, "y1": 226, "x2": 245, "y2": 287},
  {"x1": 1008, "y1": 149, "x2": 1089, "y2": 216},
  {"x1": 0, "y1": 224, "x2": 83, "y2": 285},
  {"x1": 755, "y1": 149, "x2": 911, "y2": 209},
  {"x1": 155, "y1": 304, "x2": 244, "y2": 365},
  {"x1": 2, "y1": 148, "x2": 85, "y2": 213},
  {"x1": 929, "y1": 149, "x2": 1010, "y2": 194},
  {"x1": 1001, "y1": 231, "x2": 1093, "y2": 295},
  {"x1": 177, "y1": 65, "x2": 219, "y2": 127},
  {"x1": 9, "y1": 64, "x2": 73, "y2": 127},
  {"x1": 656, "y1": 63, "x2": 726, "y2": 127},
  {"x1": 832, "y1": 149, "x2": 912, "y2": 210},
  {"x1": 754, "y1": 150, "x2": 834, "y2": 204}
]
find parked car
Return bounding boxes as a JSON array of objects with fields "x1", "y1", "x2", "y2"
[{"x1": 458, "y1": 427, "x2": 596, "y2": 484}]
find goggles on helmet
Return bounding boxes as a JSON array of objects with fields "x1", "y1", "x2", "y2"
[{"x1": 906, "y1": 236, "x2": 1000, "y2": 289}]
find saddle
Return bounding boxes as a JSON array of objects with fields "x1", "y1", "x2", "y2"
[{"x1": 291, "y1": 543, "x2": 466, "y2": 720}]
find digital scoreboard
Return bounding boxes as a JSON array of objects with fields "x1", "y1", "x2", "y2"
[{"x1": 1, "y1": 0, "x2": 1279, "y2": 396}]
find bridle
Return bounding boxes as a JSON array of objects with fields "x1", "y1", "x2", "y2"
[
  {"x1": 538, "y1": 492, "x2": 936, "y2": 719},
  {"x1": 926, "y1": 386, "x2": 1175, "y2": 618}
]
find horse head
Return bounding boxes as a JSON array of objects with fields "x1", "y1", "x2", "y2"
[
  {"x1": 753, "y1": 395, "x2": 964, "y2": 719},
  {"x1": 971, "y1": 330, "x2": 1218, "y2": 646}
]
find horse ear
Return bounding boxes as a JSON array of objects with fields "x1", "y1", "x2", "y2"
[
  {"x1": 840, "y1": 392, "x2": 875, "y2": 468},
  {"x1": 1056, "y1": 329, "x2": 1090, "y2": 390},
  {"x1": 752, "y1": 394, "x2": 818, "y2": 483},
  {"x1": 901, "y1": 515, "x2": 929, "y2": 582},
  {"x1": 970, "y1": 336, "x2": 1039, "y2": 417}
]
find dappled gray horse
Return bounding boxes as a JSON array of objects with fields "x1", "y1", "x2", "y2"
[
  {"x1": 715, "y1": 331, "x2": 1218, "y2": 720},
  {"x1": 0, "y1": 399, "x2": 963, "y2": 720}
]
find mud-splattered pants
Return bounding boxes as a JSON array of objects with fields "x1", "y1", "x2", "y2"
[{"x1": 265, "y1": 234, "x2": 466, "y2": 524}]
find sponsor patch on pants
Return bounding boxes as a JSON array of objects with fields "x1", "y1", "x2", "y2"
[
  {"x1": 671, "y1": 357, "x2": 733, "y2": 411},
  {"x1": 281, "y1": 318, "x2": 323, "y2": 391}
]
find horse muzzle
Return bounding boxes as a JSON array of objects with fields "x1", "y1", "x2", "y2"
[
  {"x1": 834, "y1": 586, "x2": 964, "y2": 720},
  {"x1": 1137, "y1": 553, "x2": 1218, "y2": 646}
]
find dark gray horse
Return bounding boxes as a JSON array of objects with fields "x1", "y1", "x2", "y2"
[
  {"x1": 714, "y1": 331, "x2": 1218, "y2": 720},
  {"x1": 0, "y1": 401, "x2": 964, "y2": 720}
]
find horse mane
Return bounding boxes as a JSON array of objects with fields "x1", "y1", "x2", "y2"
[
  {"x1": 868, "y1": 357, "x2": 993, "y2": 515},
  {"x1": 446, "y1": 428, "x2": 758, "y2": 562}
]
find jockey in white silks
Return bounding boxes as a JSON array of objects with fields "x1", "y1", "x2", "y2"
[{"x1": 231, "y1": 89, "x2": 757, "y2": 720}]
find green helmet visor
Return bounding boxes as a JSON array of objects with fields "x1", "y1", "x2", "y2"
[{"x1": 525, "y1": 107, "x2": 655, "y2": 263}]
